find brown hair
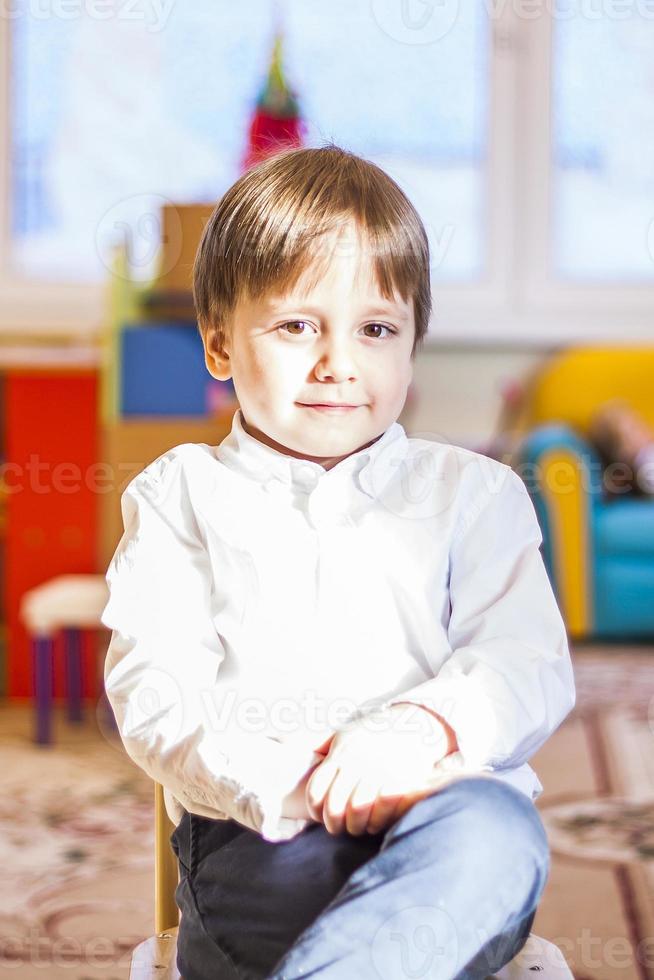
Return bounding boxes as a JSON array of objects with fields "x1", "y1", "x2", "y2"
[{"x1": 193, "y1": 142, "x2": 431, "y2": 359}]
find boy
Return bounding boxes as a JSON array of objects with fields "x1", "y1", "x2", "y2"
[{"x1": 102, "y1": 144, "x2": 576, "y2": 979}]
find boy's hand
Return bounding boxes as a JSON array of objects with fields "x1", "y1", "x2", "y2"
[
  {"x1": 305, "y1": 703, "x2": 457, "y2": 837},
  {"x1": 280, "y1": 760, "x2": 326, "y2": 822}
]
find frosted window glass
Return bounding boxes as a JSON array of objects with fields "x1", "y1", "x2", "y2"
[
  {"x1": 10, "y1": 1, "x2": 489, "y2": 283},
  {"x1": 552, "y1": 1, "x2": 654, "y2": 280}
]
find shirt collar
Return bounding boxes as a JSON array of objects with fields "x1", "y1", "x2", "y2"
[{"x1": 216, "y1": 407, "x2": 408, "y2": 499}]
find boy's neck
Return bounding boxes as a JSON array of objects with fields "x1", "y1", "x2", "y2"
[{"x1": 240, "y1": 414, "x2": 383, "y2": 471}]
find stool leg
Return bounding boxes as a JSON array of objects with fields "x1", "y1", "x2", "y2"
[
  {"x1": 64, "y1": 627, "x2": 83, "y2": 723},
  {"x1": 34, "y1": 635, "x2": 53, "y2": 745},
  {"x1": 100, "y1": 685, "x2": 118, "y2": 734},
  {"x1": 95, "y1": 628, "x2": 118, "y2": 734}
]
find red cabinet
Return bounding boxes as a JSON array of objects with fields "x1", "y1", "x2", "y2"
[{"x1": 4, "y1": 369, "x2": 99, "y2": 700}]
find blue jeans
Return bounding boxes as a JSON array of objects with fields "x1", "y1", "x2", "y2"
[{"x1": 170, "y1": 775, "x2": 549, "y2": 980}]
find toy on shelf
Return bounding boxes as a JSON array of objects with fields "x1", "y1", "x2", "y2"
[
  {"x1": 141, "y1": 202, "x2": 215, "y2": 321},
  {"x1": 100, "y1": 238, "x2": 238, "y2": 425},
  {"x1": 241, "y1": 26, "x2": 305, "y2": 173},
  {"x1": 119, "y1": 322, "x2": 234, "y2": 418}
]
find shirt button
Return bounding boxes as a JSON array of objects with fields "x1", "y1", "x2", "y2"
[{"x1": 293, "y1": 463, "x2": 320, "y2": 491}]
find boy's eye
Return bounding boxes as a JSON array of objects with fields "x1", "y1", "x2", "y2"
[
  {"x1": 279, "y1": 321, "x2": 310, "y2": 335},
  {"x1": 363, "y1": 323, "x2": 395, "y2": 339},
  {"x1": 278, "y1": 321, "x2": 396, "y2": 339}
]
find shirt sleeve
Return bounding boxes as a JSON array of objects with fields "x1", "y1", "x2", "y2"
[
  {"x1": 384, "y1": 465, "x2": 576, "y2": 774},
  {"x1": 101, "y1": 449, "x2": 322, "y2": 843}
]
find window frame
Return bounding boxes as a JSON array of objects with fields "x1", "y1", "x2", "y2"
[{"x1": 0, "y1": 7, "x2": 652, "y2": 343}]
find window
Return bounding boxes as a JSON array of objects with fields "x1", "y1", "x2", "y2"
[
  {"x1": 1, "y1": 1, "x2": 653, "y2": 340},
  {"x1": 8, "y1": 1, "x2": 489, "y2": 284},
  {"x1": 551, "y1": 3, "x2": 654, "y2": 281}
]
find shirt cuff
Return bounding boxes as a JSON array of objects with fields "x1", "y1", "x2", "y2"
[
  {"x1": 240, "y1": 790, "x2": 313, "y2": 843},
  {"x1": 381, "y1": 672, "x2": 502, "y2": 773},
  {"x1": 197, "y1": 734, "x2": 324, "y2": 843}
]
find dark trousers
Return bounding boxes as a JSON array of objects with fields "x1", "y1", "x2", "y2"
[{"x1": 170, "y1": 775, "x2": 548, "y2": 980}]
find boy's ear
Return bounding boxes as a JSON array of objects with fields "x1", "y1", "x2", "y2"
[{"x1": 203, "y1": 332, "x2": 232, "y2": 381}]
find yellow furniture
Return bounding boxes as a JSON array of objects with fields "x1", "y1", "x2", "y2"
[
  {"x1": 515, "y1": 345, "x2": 654, "y2": 640},
  {"x1": 522, "y1": 346, "x2": 654, "y2": 436}
]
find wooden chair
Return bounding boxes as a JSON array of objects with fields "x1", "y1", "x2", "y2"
[
  {"x1": 129, "y1": 783, "x2": 181, "y2": 980},
  {"x1": 129, "y1": 783, "x2": 575, "y2": 979}
]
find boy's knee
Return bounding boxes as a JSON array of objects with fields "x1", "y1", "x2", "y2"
[
  {"x1": 442, "y1": 776, "x2": 550, "y2": 872},
  {"x1": 401, "y1": 776, "x2": 550, "y2": 875}
]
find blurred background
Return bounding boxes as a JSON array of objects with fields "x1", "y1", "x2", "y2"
[{"x1": 1, "y1": 3, "x2": 654, "y2": 978}]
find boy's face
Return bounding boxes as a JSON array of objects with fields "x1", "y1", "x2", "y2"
[{"x1": 204, "y1": 222, "x2": 416, "y2": 470}]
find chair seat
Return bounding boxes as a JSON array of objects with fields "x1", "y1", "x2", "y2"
[
  {"x1": 595, "y1": 498, "x2": 654, "y2": 556},
  {"x1": 129, "y1": 927, "x2": 574, "y2": 979},
  {"x1": 19, "y1": 574, "x2": 110, "y2": 634},
  {"x1": 491, "y1": 932, "x2": 575, "y2": 978},
  {"x1": 130, "y1": 929, "x2": 180, "y2": 979}
]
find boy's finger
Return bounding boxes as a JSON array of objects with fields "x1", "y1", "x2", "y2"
[
  {"x1": 305, "y1": 760, "x2": 337, "y2": 820},
  {"x1": 366, "y1": 789, "x2": 405, "y2": 835},
  {"x1": 313, "y1": 733, "x2": 335, "y2": 756},
  {"x1": 344, "y1": 776, "x2": 379, "y2": 837},
  {"x1": 321, "y1": 768, "x2": 359, "y2": 835},
  {"x1": 392, "y1": 790, "x2": 424, "y2": 822}
]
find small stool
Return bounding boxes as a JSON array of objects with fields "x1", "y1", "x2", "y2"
[{"x1": 20, "y1": 574, "x2": 111, "y2": 745}]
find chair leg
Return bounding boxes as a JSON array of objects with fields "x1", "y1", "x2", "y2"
[
  {"x1": 64, "y1": 627, "x2": 83, "y2": 723},
  {"x1": 33, "y1": 634, "x2": 54, "y2": 745},
  {"x1": 155, "y1": 783, "x2": 180, "y2": 934}
]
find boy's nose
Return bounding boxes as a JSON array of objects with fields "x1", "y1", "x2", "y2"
[{"x1": 314, "y1": 343, "x2": 357, "y2": 382}]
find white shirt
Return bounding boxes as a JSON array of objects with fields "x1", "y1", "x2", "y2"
[{"x1": 102, "y1": 407, "x2": 576, "y2": 843}]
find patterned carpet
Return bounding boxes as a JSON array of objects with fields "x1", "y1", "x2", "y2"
[
  {"x1": 0, "y1": 706, "x2": 154, "y2": 980},
  {"x1": 531, "y1": 647, "x2": 654, "y2": 980},
  {"x1": 1, "y1": 645, "x2": 653, "y2": 980}
]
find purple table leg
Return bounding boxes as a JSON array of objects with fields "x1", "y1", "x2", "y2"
[
  {"x1": 64, "y1": 627, "x2": 83, "y2": 723},
  {"x1": 34, "y1": 634, "x2": 54, "y2": 745},
  {"x1": 93, "y1": 628, "x2": 117, "y2": 735}
]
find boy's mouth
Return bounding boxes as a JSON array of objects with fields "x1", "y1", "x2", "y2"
[{"x1": 297, "y1": 403, "x2": 361, "y2": 412}]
